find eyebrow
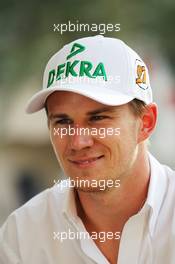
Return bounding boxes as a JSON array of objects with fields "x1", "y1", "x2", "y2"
[
  {"x1": 86, "y1": 107, "x2": 116, "y2": 116},
  {"x1": 48, "y1": 107, "x2": 116, "y2": 120},
  {"x1": 48, "y1": 113, "x2": 69, "y2": 120}
]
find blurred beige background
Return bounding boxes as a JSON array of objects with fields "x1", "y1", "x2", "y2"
[{"x1": 0, "y1": 0, "x2": 175, "y2": 225}]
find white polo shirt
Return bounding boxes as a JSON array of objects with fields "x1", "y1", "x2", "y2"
[{"x1": 1, "y1": 153, "x2": 175, "y2": 264}]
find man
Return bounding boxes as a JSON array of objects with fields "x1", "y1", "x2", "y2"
[{"x1": 0, "y1": 35, "x2": 175, "y2": 264}]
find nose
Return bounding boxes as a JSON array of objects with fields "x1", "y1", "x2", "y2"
[{"x1": 69, "y1": 124, "x2": 94, "y2": 151}]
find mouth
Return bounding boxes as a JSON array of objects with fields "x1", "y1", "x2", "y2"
[{"x1": 68, "y1": 155, "x2": 104, "y2": 167}]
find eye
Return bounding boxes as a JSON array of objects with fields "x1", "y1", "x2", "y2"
[
  {"x1": 54, "y1": 118, "x2": 73, "y2": 125},
  {"x1": 90, "y1": 115, "x2": 109, "y2": 122}
]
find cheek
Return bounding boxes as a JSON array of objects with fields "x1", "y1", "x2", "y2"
[
  {"x1": 50, "y1": 131, "x2": 67, "y2": 160},
  {"x1": 120, "y1": 118, "x2": 139, "y2": 141},
  {"x1": 105, "y1": 123, "x2": 138, "y2": 157},
  {"x1": 117, "y1": 123, "x2": 139, "y2": 165}
]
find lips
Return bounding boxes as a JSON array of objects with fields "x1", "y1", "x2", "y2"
[{"x1": 68, "y1": 155, "x2": 104, "y2": 165}]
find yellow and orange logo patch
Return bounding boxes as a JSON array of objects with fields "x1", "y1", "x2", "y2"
[{"x1": 135, "y1": 59, "x2": 149, "y2": 90}]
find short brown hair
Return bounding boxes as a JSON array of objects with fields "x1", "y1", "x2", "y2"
[{"x1": 129, "y1": 99, "x2": 148, "y2": 117}]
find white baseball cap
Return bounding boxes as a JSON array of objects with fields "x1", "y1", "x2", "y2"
[{"x1": 26, "y1": 35, "x2": 152, "y2": 114}]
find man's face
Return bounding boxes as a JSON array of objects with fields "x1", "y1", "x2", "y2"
[{"x1": 46, "y1": 91, "x2": 141, "y2": 192}]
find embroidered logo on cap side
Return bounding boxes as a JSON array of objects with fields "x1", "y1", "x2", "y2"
[{"x1": 135, "y1": 59, "x2": 149, "y2": 90}]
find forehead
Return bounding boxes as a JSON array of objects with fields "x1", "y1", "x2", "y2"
[{"x1": 46, "y1": 91, "x2": 129, "y2": 115}]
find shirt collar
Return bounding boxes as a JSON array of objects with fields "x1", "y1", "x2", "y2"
[
  {"x1": 145, "y1": 153, "x2": 167, "y2": 236},
  {"x1": 61, "y1": 153, "x2": 168, "y2": 236},
  {"x1": 61, "y1": 183, "x2": 78, "y2": 226}
]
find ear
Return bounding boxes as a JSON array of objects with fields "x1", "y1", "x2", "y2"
[{"x1": 138, "y1": 103, "x2": 158, "y2": 143}]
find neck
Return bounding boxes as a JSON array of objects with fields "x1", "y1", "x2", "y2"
[{"x1": 75, "y1": 145, "x2": 150, "y2": 232}]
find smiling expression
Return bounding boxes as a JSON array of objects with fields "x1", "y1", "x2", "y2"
[{"x1": 46, "y1": 91, "x2": 141, "y2": 192}]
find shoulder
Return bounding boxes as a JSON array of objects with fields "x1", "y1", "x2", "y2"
[
  {"x1": 0, "y1": 180, "x2": 70, "y2": 263},
  {"x1": 2, "y1": 179, "x2": 70, "y2": 226},
  {"x1": 0, "y1": 180, "x2": 71, "y2": 240},
  {"x1": 0, "y1": 180, "x2": 69, "y2": 264}
]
